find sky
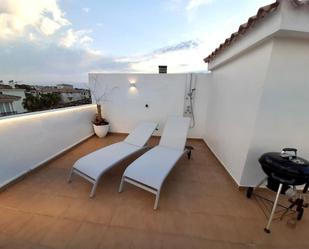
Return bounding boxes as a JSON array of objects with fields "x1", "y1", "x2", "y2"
[{"x1": 0, "y1": 0, "x2": 274, "y2": 87}]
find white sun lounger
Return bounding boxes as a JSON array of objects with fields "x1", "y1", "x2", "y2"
[
  {"x1": 118, "y1": 116, "x2": 191, "y2": 210},
  {"x1": 68, "y1": 122, "x2": 158, "y2": 197}
]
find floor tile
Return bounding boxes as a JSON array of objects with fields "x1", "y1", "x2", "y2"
[
  {"x1": 67, "y1": 222, "x2": 106, "y2": 249},
  {"x1": 14, "y1": 214, "x2": 55, "y2": 243},
  {"x1": 39, "y1": 218, "x2": 81, "y2": 249}
]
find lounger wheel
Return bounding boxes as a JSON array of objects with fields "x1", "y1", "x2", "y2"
[
  {"x1": 246, "y1": 187, "x2": 253, "y2": 199},
  {"x1": 185, "y1": 145, "x2": 193, "y2": 159},
  {"x1": 188, "y1": 150, "x2": 191, "y2": 159}
]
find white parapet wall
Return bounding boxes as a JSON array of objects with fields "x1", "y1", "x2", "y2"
[
  {"x1": 89, "y1": 73, "x2": 209, "y2": 139},
  {"x1": 0, "y1": 104, "x2": 96, "y2": 188}
]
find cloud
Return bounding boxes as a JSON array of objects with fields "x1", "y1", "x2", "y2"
[
  {"x1": 0, "y1": 0, "x2": 223, "y2": 85},
  {"x1": 163, "y1": 0, "x2": 183, "y2": 11},
  {"x1": 0, "y1": 0, "x2": 95, "y2": 49},
  {"x1": 82, "y1": 7, "x2": 90, "y2": 13},
  {"x1": 0, "y1": 40, "x2": 130, "y2": 84},
  {"x1": 186, "y1": 0, "x2": 213, "y2": 11},
  {"x1": 0, "y1": 0, "x2": 70, "y2": 39},
  {"x1": 40, "y1": 17, "x2": 62, "y2": 36},
  {"x1": 59, "y1": 29, "x2": 93, "y2": 48},
  {"x1": 164, "y1": 0, "x2": 215, "y2": 22},
  {"x1": 165, "y1": 0, "x2": 214, "y2": 12},
  {"x1": 152, "y1": 40, "x2": 200, "y2": 54},
  {"x1": 118, "y1": 39, "x2": 209, "y2": 73},
  {"x1": 0, "y1": 0, "x2": 130, "y2": 84}
]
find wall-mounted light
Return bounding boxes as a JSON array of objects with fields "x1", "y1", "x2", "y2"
[{"x1": 129, "y1": 79, "x2": 137, "y2": 88}]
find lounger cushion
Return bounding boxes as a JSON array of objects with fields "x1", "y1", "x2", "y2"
[
  {"x1": 123, "y1": 146, "x2": 183, "y2": 190},
  {"x1": 74, "y1": 142, "x2": 140, "y2": 180}
]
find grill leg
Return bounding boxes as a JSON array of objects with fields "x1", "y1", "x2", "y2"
[
  {"x1": 280, "y1": 199, "x2": 297, "y2": 220},
  {"x1": 247, "y1": 177, "x2": 267, "y2": 198},
  {"x1": 264, "y1": 183, "x2": 283, "y2": 233},
  {"x1": 256, "y1": 177, "x2": 268, "y2": 188},
  {"x1": 303, "y1": 183, "x2": 309, "y2": 194}
]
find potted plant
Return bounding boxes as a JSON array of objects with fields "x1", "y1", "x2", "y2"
[
  {"x1": 92, "y1": 103, "x2": 109, "y2": 138},
  {"x1": 89, "y1": 75, "x2": 117, "y2": 138}
]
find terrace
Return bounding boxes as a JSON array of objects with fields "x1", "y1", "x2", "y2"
[
  {"x1": 1, "y1": 134, "x2": 308, "y2": 249},
  {"x1": 1, "y1": 1, "x2": 309, "y2": 248}
]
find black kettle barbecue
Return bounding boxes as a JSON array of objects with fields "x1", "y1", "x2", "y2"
[{"x1": 247, "y1": 148, "x2": 309, "y2": 233}]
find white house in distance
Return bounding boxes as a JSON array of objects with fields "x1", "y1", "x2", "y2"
[
  {"x1": 38, "y1": 84, "x2": 90, "y2": 104},
  {"x1": 56, "y1": 88, "x2": 90, "y2": 104},
  {"x1": 0, "y1": 93, "x2": 21, "y2": 116},
  {"x1": 56, "y1": 83, "x2": 74, "y2": 89},
  {"x1": 0, "y1": 85, "x2": 26, "y2": 115}
]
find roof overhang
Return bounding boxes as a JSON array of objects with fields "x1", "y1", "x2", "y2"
[
  {"x1": 0, "y1": 94, "x2": 21, "y2": 103},
  {"x1": 205, "y1": 0, "x2": 309, "y2": 70}
]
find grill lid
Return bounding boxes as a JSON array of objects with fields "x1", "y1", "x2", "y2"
[{"x1": 259, "y1": 150, "x2": 309, "y2": 185}]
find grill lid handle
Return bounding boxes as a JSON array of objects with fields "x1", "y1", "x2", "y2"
[{"x1": 281, "y1": 148, "x2": 297, "y2": 158}]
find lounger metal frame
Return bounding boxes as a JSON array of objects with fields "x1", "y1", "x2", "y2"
[
  {"x1": 118, "y1": 148, "x2": 191, "y2": 210},
  {"x1": 68, "y1": 144, "x2": 150, "y2": 197}
]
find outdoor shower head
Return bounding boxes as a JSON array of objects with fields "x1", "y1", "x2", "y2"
[{"x1": 188, "y1": 88, "x2": 196, "y2": 98}]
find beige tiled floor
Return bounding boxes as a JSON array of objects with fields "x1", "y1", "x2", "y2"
[{"x1": 0, "y1": 134, "x2": 308, "y2": 249}]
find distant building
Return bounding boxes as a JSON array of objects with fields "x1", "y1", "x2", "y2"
[
  {"x1": 0, "y1": 82, "x2": 90, "y2": 115},
  {"x1": 58, "y1": 88, "x2": 90, "y2": 104},
  {"x1": 38, "y1": 86, "x2": 90, "y2": 104},
  {"x1": 0, "y1": 84, "x2": 13, "y2": 89},
  {"x1": 0, "y1": 86, "x2": 26, "y2": 114},
  {"x1": 8, "y1": 80, "x2": 16, "y2": 89},
  {"x1": 0, "y1": 94, "x2": 21, "y2": 116},
  {"x1": 56, "y1": 84, "x2": 74, "y2": 89}
]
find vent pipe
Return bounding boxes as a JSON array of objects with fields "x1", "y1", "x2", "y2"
[{"x1": 158, "y1": 65, "x2": 167, "y2": 74}]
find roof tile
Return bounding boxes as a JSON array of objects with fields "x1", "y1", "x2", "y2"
[{"x1": 204, "y1": 1, "x2": 280, "y2": 63}]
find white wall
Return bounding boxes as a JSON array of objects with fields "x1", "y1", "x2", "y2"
[
  {"x1": 204, "y1": 41, "x2": 274, "y2": 184},
  {"x1": 241, "y1": 37, "x2": 309, "y2": 186},
  {"x1": 0, "y1": 104, "x2": 96, "y2": 188},
  {"x1": 89, "y1": 73, "x2": 208, "y2": 138},
  {"x1": 206, "y1": 37, "x2": 309, "y2": 187}
]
